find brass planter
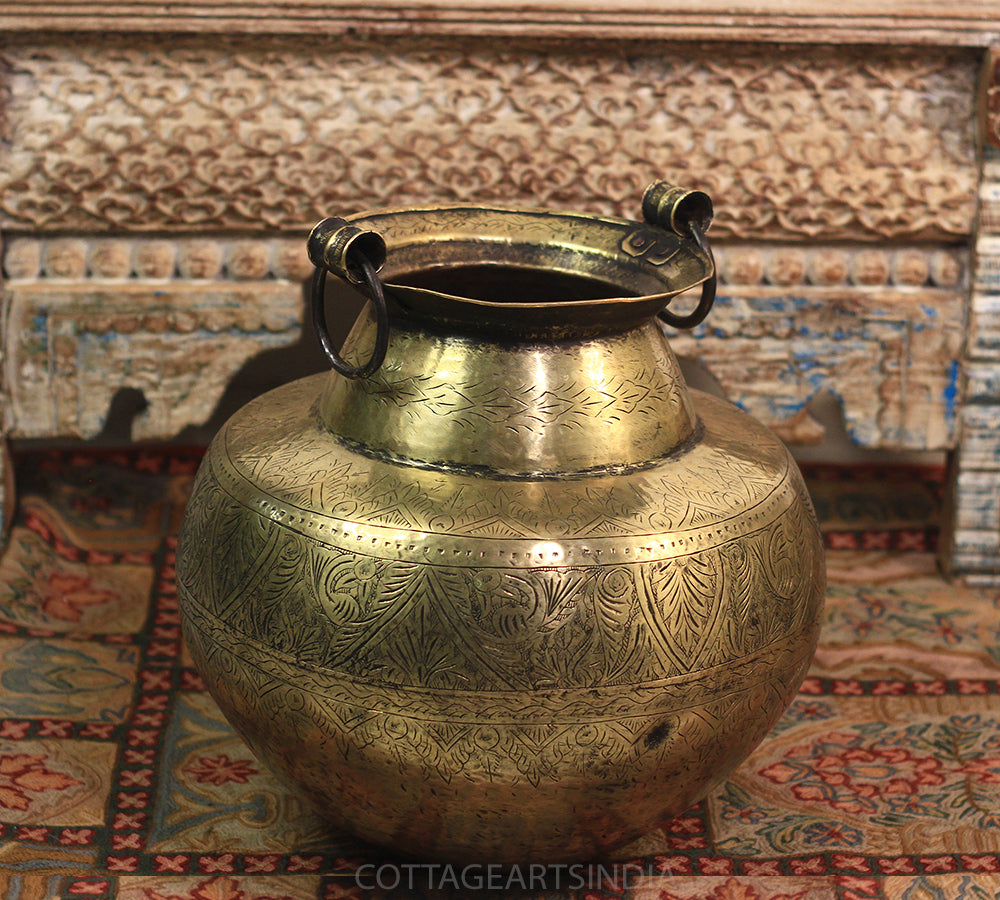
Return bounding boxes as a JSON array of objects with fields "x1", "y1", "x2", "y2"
[{"x1": 176, "y1": 183, "x2": 825, "y2": 864}]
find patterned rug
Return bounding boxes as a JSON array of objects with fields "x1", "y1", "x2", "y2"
[{"x1": 1, "y1": 446, "x2": 998, "y2": 900}]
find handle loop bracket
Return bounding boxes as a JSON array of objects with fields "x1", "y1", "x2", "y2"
[
  {"x1": 641, "y1": 181, "x2": 718, "y2": 330},
  {"x1": 308, "y1": 217, "x2": 390, "y2": 379}
]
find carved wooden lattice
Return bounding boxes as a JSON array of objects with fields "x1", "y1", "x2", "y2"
[{"x1": 0, "y1": 35, "x2": 978, "y2": 241}]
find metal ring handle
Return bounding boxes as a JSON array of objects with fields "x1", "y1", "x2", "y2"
[
  {"x1": 657, "y1": 220, "x2": 717, "y2": 330},
  {"x1": 311, "y1": 252, "x2": 390, "y2": 379},
  {"x1": 641, "y1": 181, "x2": 717, "y2": 330}
]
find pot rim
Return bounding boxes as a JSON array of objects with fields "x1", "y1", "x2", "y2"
[{"x1": 342, "y1": 203, "x2": 714, "y2": 332}]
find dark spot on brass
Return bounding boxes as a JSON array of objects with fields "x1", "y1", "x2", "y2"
[{"x1": 644, "y1": 721, "x2": 672, "y2": 749}]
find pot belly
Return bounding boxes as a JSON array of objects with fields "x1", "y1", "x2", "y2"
[
  {"x1": 180, "y1": 581, "x2": 818, "y2": 863},
  {"x1": 176, "y1": 376, "x2": 825, "y2": 863}
]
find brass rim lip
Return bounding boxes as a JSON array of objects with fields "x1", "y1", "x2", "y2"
[
  {"x1": 346, "y1": 201, "x2": 629, "y2": 219},
  {"x1": 345, "y1": 204, "x2": 713, "y2": 311},
  {"x1": 383, "y1": 282, "x2": 694, "y2": 311}
]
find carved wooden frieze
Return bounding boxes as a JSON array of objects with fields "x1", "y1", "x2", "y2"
[
  {"x1": 3, "y1": 236, "x2": 967, "y2": 452},
  {"x1": 671, "y1": 243, "x2": 967, "y2": 451},
  {"x1": 2, "y1": 238, "x2": 311, "y2": 441},
  {"x1": 0, "y1": 34, "x2": 979, "y2": 242}
]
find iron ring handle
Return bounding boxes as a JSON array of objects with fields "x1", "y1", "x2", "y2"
[
  {"x1": 311, "y1": 252, "x2": 390, "y2": 379},
  {"x1": 641, "y1": 180, "x2": 717, "y2": 330},
  {"x1": 308, "y1": 217, "x2": 390, "y2": 379},
  {"x1": 657, "y1": 220, "x2": 717, "y2": 330}
]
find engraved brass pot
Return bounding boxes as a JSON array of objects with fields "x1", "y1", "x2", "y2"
[{"x1": 176, "y1": 183, "x2": 825, "y2": 865}]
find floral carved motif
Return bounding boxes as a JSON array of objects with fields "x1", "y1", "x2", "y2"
[
  {"x1": 3, "y1": 237, "x2": 312, "y2": 282},
  {"x1": 3, "y1": 279, "x2": 304, "y2": 441},
  {"x1": 0, "y1": 34, "x2": 978, "y2": 241}
]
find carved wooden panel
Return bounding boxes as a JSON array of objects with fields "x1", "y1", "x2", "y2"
[
  {"x1": 2, "y1": 238, "x2": 310, "y2": 441},
  {"x1": 668, "y1": 245, "x2": 967, "y2": 450},
  {"x1": 0, "y1": 34, "x2": 978, "y2": 243},
  {"x1": 942, "y1": 51, "x2": 1000, "y2": 583}
]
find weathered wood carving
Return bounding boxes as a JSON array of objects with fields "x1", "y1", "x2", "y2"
[
  {"x1": 941, "y1": 47, "x2": 1000, "y2": 584},
  {"x1": 3, "y1": 238, "x2": 310, "y2": 441},
  {"x1": 669, "y1": 245, "x2": 966, "y2": 450},
  {"x1": 0, "y1": 35, "x2": 978, "y2": 241}
]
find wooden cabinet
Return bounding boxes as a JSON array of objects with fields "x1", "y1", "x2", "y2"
[{"x1": 1, "y1": 3, "x2": 999, "y2": 580}]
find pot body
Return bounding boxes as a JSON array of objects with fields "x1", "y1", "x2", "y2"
[{"x1": 176, "y1": 204, "x2": 825, "y2": 864}]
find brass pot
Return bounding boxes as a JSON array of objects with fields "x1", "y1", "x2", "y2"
[{"x1": 176, "y1": 182, "x2": 825, "y2": 865}]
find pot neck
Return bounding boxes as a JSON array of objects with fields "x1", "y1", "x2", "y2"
[{"x1": 316, "y1": 310, "x2": 698, "y2": 476}]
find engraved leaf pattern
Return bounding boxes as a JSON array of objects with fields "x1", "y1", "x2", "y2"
[
  {"x1": 357, "y1": 369, "x2": 676, "y2": 433},
  {"x1": 212, "y1": 507, "x2": 281, "y2": 623},
  {"x1": 174, "y1": 462, "x2": 220, "y2": 603},
  {"x1": 714, "y1": 538, "x2": 764, "y2": 664},
  {"x1": 366, "y1": 567, "x2": 478, "y2": 690},
  {"x1": 642, "y1": 554, "x2": 720, "y2": 673},
  {"x1": 586, "y1": 567, "x2": 644, "y2": 684}
]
